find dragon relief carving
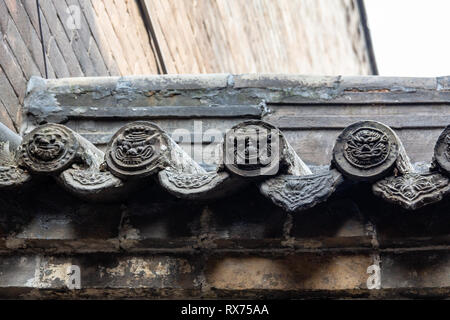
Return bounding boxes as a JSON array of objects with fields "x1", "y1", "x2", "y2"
[
  {"x1": 106, "y1": 122, "x2": 168, "y2": 179},
  {"x1": 19, "y1": 124, "x2": 79, "y2": 174},
  {"x1": 344, "y1": 128, "x2": 390, "y2": 169},
  {"x1": 259, "y1": 171, "x2": 343, "y2": 212},
  {"x1": 373, "y1": 172, "x2": 450, "y2": 210}
]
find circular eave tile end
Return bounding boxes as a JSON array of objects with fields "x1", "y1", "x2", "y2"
[
  {"x1": 332, "y1": 121, "x2": 399, "y2": 182},
  {"x1": 19, "y1": 123, "x2": 80, "y2": 174},
  {"x1": 105, "y1": 121, "x2": 168, "y2": 179},
  {"x1": 223, "y1": 120, "x2": 284, "y2": 178}
]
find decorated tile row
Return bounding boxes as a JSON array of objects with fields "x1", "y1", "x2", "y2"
[{"x1": 1, "y1": 119, "x2": 450, "y2": 211}]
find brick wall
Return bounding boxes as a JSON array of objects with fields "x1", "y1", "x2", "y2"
[
  {"x1": 0, "y1": 0, "x2": 158, "y2": 132},
  {"x1": 142, "y1": 0, "x2": 372, "y2": 75}
]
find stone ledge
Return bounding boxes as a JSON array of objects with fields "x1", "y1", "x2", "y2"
[
  {"x1": 30, "y1": 74, "x2": 449, "y2": 93},
  {"x1": 24, "y1": 75, "x2": 450, "y2": 119},
  {"x1": 1, "y1": 251, "x2": 449, "y2": 299}
]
